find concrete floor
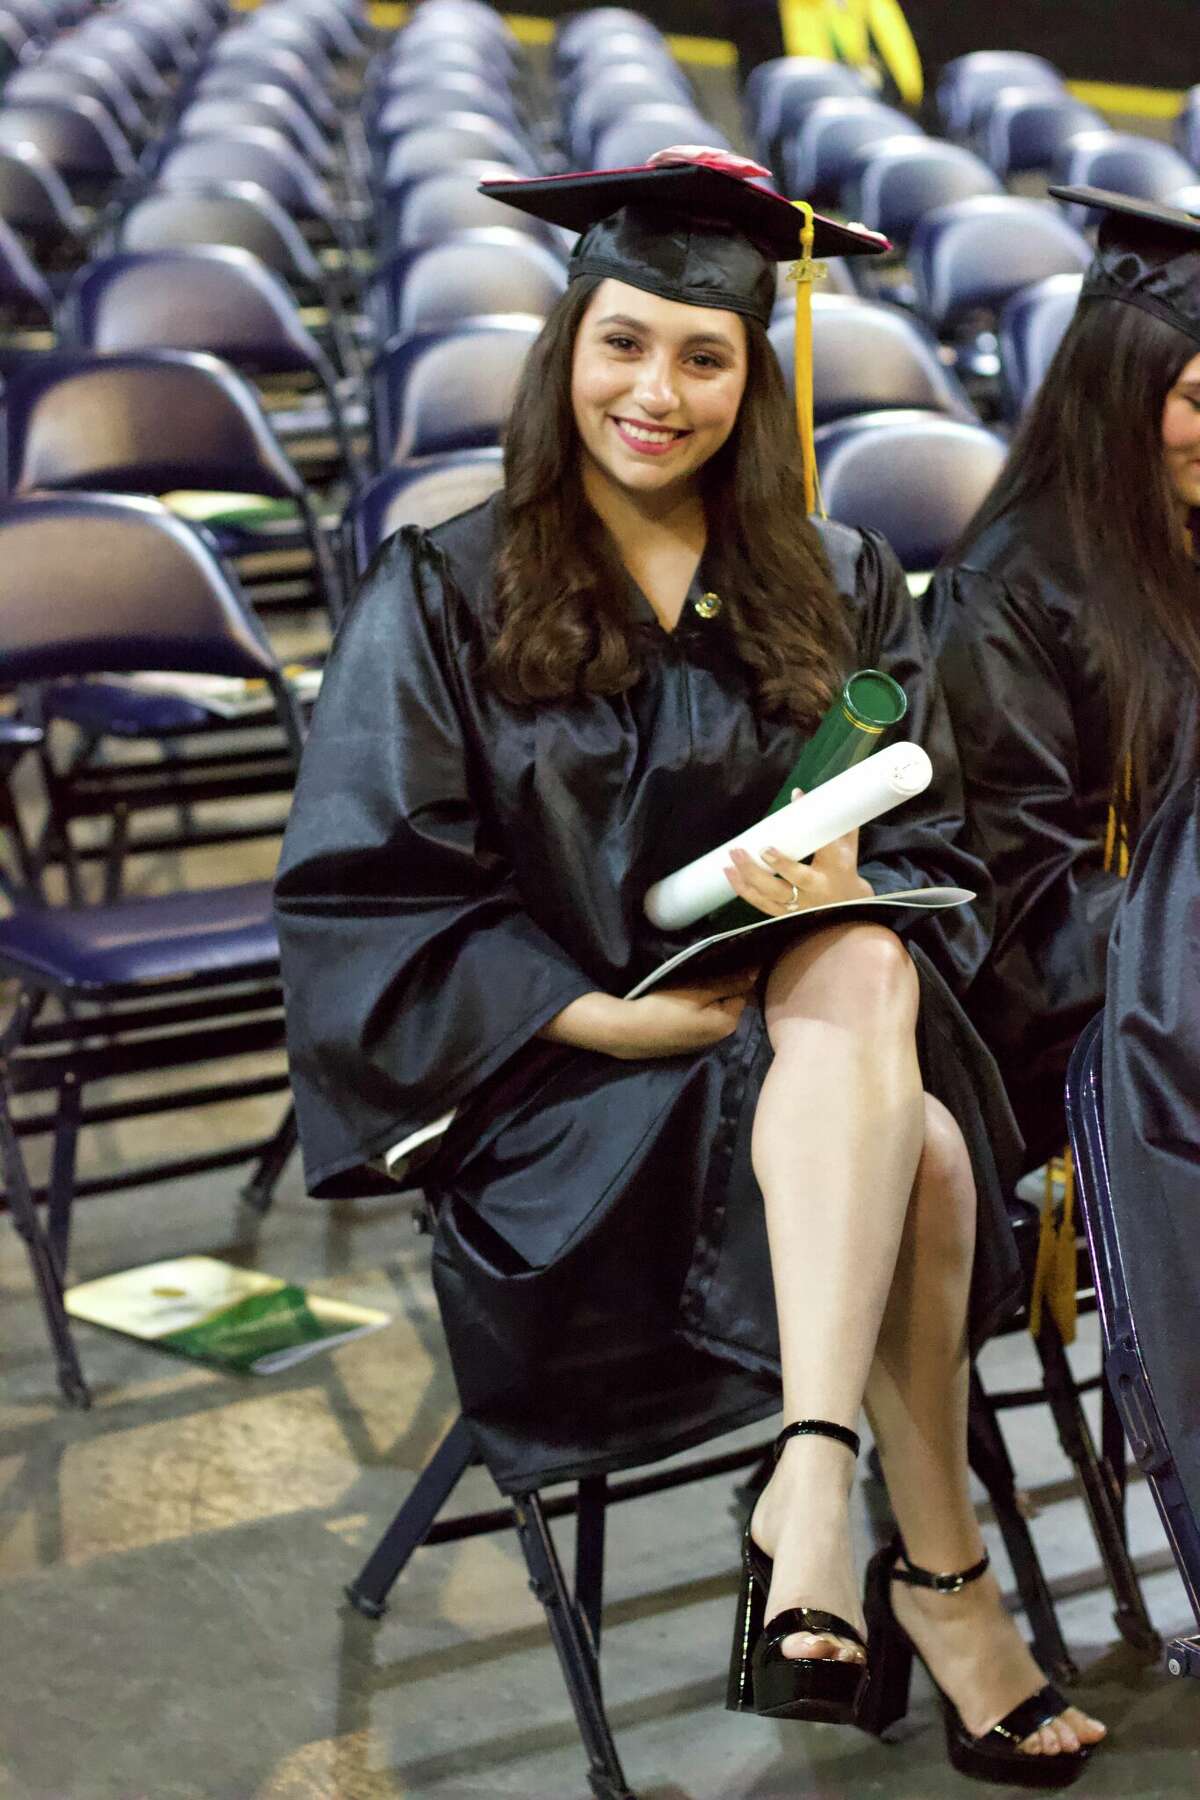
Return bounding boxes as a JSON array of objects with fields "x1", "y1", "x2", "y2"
[{"x1": 3, "y1": 1138, "x2": 1199, "y2": 1800}]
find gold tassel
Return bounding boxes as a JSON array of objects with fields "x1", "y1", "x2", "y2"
[{"x1": 787, "y1": 201, "x2": 827, "y2": 518}]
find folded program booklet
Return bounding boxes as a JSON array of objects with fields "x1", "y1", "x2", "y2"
[
  {"x1": 382, "y1": 887, "x2": 975, "y2": 1180},
  {"x1": 624, "y1": 887, "x2": 975, "y2": 999},
  {"x1": 64, "y1": 1256, "x2": 390, "y2": 1375}
]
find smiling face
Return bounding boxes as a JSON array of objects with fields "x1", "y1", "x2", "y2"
[
  {"x1": 1162, "y1": 349, "x2": 1200, "y2": 517},
  {"x1": 569, "y1": 278, "x2": 749, "y2": 508}
]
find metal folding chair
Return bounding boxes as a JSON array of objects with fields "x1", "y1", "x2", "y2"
[{"x1": 0, "y1": 493, "x2": 304, "y2": 1407}]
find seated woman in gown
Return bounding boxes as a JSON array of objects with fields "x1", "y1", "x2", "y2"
[
  {"x1": 275, "y1": 152, "x2": 1106, "y2": 1781},
  {"x1": 929, "y1": 188, "x2": 1200, "y2": 1172}
]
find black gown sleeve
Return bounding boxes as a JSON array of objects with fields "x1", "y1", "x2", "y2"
[
  {"x1": 929, "y1": 562, "x2": 1122, "y2": 1072},
  {"x1": 847, "y1": 529, "x2": 994, "y2": 998},
  {"x1": 274, "y1": 528, "x2": 596, "y2": 1197}
]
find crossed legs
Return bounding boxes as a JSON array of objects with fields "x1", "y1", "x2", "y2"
[{"x1": 747, "y1": 922, "x2": 1105, "y2": 1754}]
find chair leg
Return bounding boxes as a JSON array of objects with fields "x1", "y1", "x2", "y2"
[
  {"x1": 344, "y1": 1415, "x2": 477, "y2": 1618},
  {"x1": 575, "y1": 1474, "x2": 608, "y2": 1657},
  {"x1": 1033, "y1": 1319, "x2": 1161, "y2": 1656},
  {"x1": 0, "y1": 1047, "x2": 91, "y2": 1409},
  {"x1": 968, "y1": 1368, "x2": 1076, "y2": 1682},
  {"x1": 513, "y1": 1489, "x2": 637, "y2": 1800},
  {"x1": 240, "y1": 1103, "x2": 298, "y2": 1215}
]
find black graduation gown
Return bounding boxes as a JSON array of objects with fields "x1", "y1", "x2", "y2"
[
  {"x1": 928, "y1": 492, "x2": 1200, "y2": 1169},
  {"x1": 275, "y1": 494, "x2": 1022, "y2": 1489},
  {"x1": 1103, "y1": 778, "x2": 1200, "y2": 1530}
]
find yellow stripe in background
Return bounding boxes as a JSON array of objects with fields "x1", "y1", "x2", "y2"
[{"x1": 1066, "y1": 80, "x2": 1186, "y2": 120}]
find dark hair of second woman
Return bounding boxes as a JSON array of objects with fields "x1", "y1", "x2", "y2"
[
  {"x1": 488, "y1": 275, "x2": 854, "y2": 733},
  {"x1": 955, "y1": 297, "x2": 1198, "y2": 842}
]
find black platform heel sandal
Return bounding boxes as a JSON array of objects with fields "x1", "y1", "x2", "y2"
[
  {"x1": 725, "y1": 1418, "x2": 869, "y2": 1724},
  {"x1": 859, "y1": 1538, "x2": 1093, "y2": 1788}
]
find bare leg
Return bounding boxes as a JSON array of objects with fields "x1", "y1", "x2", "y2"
[
  {"x1": 866, "y1": 1097, "x2": 1106, "y2": 1755},
  {"x1": 748, "y1": 923, "x2": 924, "y2": 1663}
]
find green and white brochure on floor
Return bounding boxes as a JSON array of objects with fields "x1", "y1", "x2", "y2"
[{"x1": 64, "y1": 1256, "x2": 390, "y2": 1375}]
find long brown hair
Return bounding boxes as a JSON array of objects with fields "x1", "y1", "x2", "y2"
[
  {"x1": 956, "y1": 296, "x2": 1199, "y2": 843},
  {"x1": 487, "y1": 276, "x2": 853, "y2": 732}
]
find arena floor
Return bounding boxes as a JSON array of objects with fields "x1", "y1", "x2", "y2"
[{"x1": 2, "y1": 1137, "x2": 1198, "y2": 1800}]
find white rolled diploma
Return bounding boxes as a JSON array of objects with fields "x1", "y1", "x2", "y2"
[{"x1": 643, "y1": 741, "x2": 934, "y2": 931}]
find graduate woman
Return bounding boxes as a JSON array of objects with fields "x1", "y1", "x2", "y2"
[
  {"x1": 930, "y1": 188, "x2": 1200, "y2": 1171},
  {"x1": 275, "y1": 154, "x2": 1105, "y2": 1780}
]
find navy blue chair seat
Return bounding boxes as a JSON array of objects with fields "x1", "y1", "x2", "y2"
[
  {"x1": 814, "y1": 410, "x2": 1007, "y2": 574},
  {"x1": 769, "y1": 295, "x2": 977, "y2": 426},
  {"x1": 381, "y1": 114, "x2": 541, "y2": 189},
  {"x1": 783, "y1": 96, "x2": 923, "y2": 205},
  {"x1": 842, "y1": 138, "x2": 1003, "y2": 247},
  {"x1": 0, "y1": 880, "x2": 278, "y2": 993},
  {"x1": 382, "y1": 161, "x2": 568, "y2": 257},
  {"x1": 936, "y1": 51, "x2": 1064, "y2": 139},
  {"x1": 0, "y1": 142, "x2": 88, "y2": 265},
  {"x1": 372, "y1": 317, "x2": 540, "y2": 464},
  {"x1": 998, "y1": 272, "x2": 1083, "y2": 420},
  {"x1": 910, "y1": 196, "x2": 1093, "y2": 337},
  {"x1": 751, "y1": 58, "x2": 877, "y2": 175},
  {"x1": 975, "y1": 87, "x2": 1107, "y2": 179},
  {"x1": 368, "y1": 231, "x2": 566, "y2": 341},
  {"x1": 1052, "y1": 132, "x2": 1200, "y2": 223},
  {"x1": 346, "y1": 451, "x2": 505, "y2": 578},
  {"x1": 593, "y1": 107, "x2": 728, "y2": 169}
]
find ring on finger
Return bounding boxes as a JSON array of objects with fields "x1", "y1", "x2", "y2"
[{"x1": 784, "y1": 883, "x2": 802, "y2": 912}]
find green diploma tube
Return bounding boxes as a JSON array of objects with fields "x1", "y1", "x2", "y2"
[{"x1": 708, "y1": 669, "x2": 908, "y2": 933}]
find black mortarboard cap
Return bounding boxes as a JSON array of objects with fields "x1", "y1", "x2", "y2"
[
  {"x1": 1049, "y1": 184, "x2": 1200, "y2": 349},
  {"x1": 479, "y1": 151, "x2": 889, "y2": 328}
]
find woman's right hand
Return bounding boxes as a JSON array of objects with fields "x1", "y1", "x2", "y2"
[{"x1": 539, "y1": 978, "x2": 754, "y2": 1060}]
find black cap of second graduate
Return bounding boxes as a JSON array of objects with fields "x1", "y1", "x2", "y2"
[
  {"x1": 480, "y1": 150, "x2": 890, "y2": 328},
  {"x1": 1049, "y1": 184, "x2": 1200, "y2": 349}
]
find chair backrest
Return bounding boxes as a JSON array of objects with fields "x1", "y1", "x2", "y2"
[
  {"x1": 346, "y1": 451, "x2": 505, "y2": 576},
  {"x1": 384, "y1": 161, "x2": 568, "y2": 255},
  {"x1": 369, "y1": 231, "x2": 566, "y2": 340},
  {"x1": 370, "y1": 81, "x2": 522, "y2": 147},
  {"x1": 199, "y1": 49, "x2": 340, "y2": 133},
  {"x1": 61, "y1": 247, "x2": 333, "y2": 383},
  {"x1": 196, "y1": 61, "x2": 339, "y2": 135},
  {"x1": 0, "y1": 96, "x2": 137, "y2": 185},
  {"x1": 4, "y1": 348, "x2": 306, "y2": 501},
  {"x1": 73, "y1": 22, "x2": 168, "y2": 106},
  {"x1": 978, "y1": 87, "x2": 1110, "y2": 178},
  {"x1": 0, "y1": 142, "x2": 81, "y2": 253},
  {"x1": 910, "y1": 196, "x2": 1093, "y2": 333},
  {"x1": 7, "y1": 56, "x2": 146, "y2": 142},
  {"x1": 381, "y1": 114, "x2": 540, "y2": 187},
  {"x1": 750, "y1": 57, "x2": 876, "y2": 165},
  {"x1": 571, "y1": 66, "x2": 693, "y2": 160},
  {"x1": 116, "y1": 182, "x2": 326, "y2": 291},
  {"x1": 372, "y1": 317, "x2": 540, "y2": 463},
  {"x1": 814, "y1": 411, "x2": 1007, "y2": 573},
  {"x1": 998, "y1": 272, "x2": 1083, "y2": 421},
  {"x1": 784, "y1": 96, "x2": 924, "y2": 203},
  {"x1": 769, "y1": 294, "x2": 977, "y2": 425},
  {"x1": 156, "y1": 130, "x2": 336, "y2": 228},
  {"x1": 843, "y1": 137, "x2": 1002, "y2": 245},
  {"x1": 593, "y1": 107, "x2": 727, "y2": 171},
  {"x1": 177, "y1": 93, "x2": 334, "y2": 174},
  {"x1": 0, "y1": 492, "x2": 277, "y2": 683},
  {"x1": 1052, "y1": 131, "x2": 1200, "y2": 221},
  {"x1": 935, "y1": 50, "x2": 1064, "y2": 138}
]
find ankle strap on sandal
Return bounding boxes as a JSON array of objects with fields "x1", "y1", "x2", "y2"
[
  {"x1": 891, "y1": 1540, "x2": 990, "y2": 1594},
  {"x1": 773, "y1": 1418, "x2": 861, "y2": 1462}
]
